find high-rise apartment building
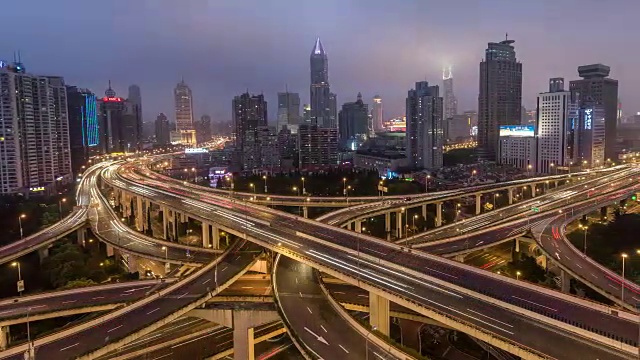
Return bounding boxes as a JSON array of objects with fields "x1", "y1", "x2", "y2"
[
  {"x1": 197, "y1": 114, "x2": 212, "y2": 143},
  {"x1": 372, "y1": 95, "x2": 383, "y2": 133},
  {"x1": 0, "y1": 63, "x2": 72, "y2": 195},
  {"x1": 442, "y1": 66, "x2": 457, "y2": 120},
  {"x1": 277, "y1": 91, "x2": 301, "y2": 132},
  {"x1": 67, "y1": 86, "x2": 99, "y2": 173},
  {"x1": 174, "y1": 79, "x2": 196, "y2": 145},
  {"x1": 569, "y1": 64, "x2": 618, "y2": 161},
  {"x1": 535, "y1": 78, "x2": 580, "y2": 173},
  {"x1": 298, "y1": 124, "x2": 338, "y2": 169},
  {"x1": 155, "y1": 113, "x2": 170, "y2": 145},
  {"x1": 310, "y1": 38, "x2": 335, "y2": 128},
  {"x1": 232, "y1": 92, "x2": 267, "y2": 170},
  {"x1": 478, "y1": 38, "x2": 523, "y2": 160},
  {"x1": 338, "y1": 93, "x2": 369, "y2": 150},
  {"x1": 406, "y1": 81, "x2": 444, "y2": 170}
]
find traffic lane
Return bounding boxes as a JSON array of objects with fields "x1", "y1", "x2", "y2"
[
  {"x1": 314, "y1": 247, "x2": 632, "y2": 360},
  {"x1": 0, "y1": 242, "x2": 257, "y2": 360},
  {"x1": 276, "y1": 216, "x2": 637, "y2": 344},
  {"x1": 96, "y1": 317, "x2": 216, "y2": 359},
  {"x1": 219, "y1": 278, "x2": 272, "y2": 296},
  {"x1": 275, "y1": 256, "x2": 396, "y2": 360},
  {"x1": 326, "y1": 283, "x2": 424, "y2": 315},
  {"x1": 0, "y1": 281, "x2": 170, "y2": 322}
]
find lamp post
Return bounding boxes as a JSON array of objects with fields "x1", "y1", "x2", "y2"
[
  {"x1": 249, "y1": 183, "x2": 255, "y2": 196},
  {"x1": 11, "y1": 261, "x2": 22, "y2": 296},
  {"x1": 425, "y1": 174, "x2": 431, "y2": 193},
  {"x1": 413, "y1": 214, "x2": 418, "y2": 234},
  {"x1": 343, "y1": 178, "x2": 347, "y2": 196},
  {"x1": 18, "y1": 214, "x2": 26, "y2": 239},
  {"x1": 493, "y1": 193, "x2": 499, "y2": 210},
  {"x1": 527, "y1": 164, "x2": 532, "y2": 177},
  {"x1": 301, "y1": 177, "x2": 305, "y2": 195},
  {"x1": 621, "y1": 253, "x2": 628, "y2": 302},
  {"x1": 262, "y1": 175, "x2": 268, "y2": 193},
  {"x1": 161, "y1": 246, "x2": 167, "y2": 260},
  {"x1": 58, "y1": 198, "x2": 67, "y2": 220},
  {"x1": 550, "y1": 163, "x2": 555, "y2": 174},
  {"x1": 579, "y1": 224, "x2": 588, "y2": 255},
  {"x1": 516, "y1": 271, "x2": 521, "y2": 281}
]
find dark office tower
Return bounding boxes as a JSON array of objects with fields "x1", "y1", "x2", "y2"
[
  {"x1": 277, "y1": 92, "x2": 301, "y2": 131},
  {"x1": 569, "y1": 64, "x2": 619, "y2": 161},
  {"x1": 232, "y1": 92, "x2": 267, "y2": 170},
  {"x1": 442, "y1": 66, "x2": 457, "y2": 119},
  {"x1": 127, "y1": 84, "x2": 143, "y2": 143},
  {"x1": 155, "y1": 113, "x2": 170, "y2": 145},
  {"x1": 198, "y1": 114, "x2": 212, "y2": 143},
  {"x1": 478, "y1": 38, "x2": 523, "y2": 160},
  {"x1": 67, "y1": 86, "x2": 99, "y2": 173},
  {"x1": 338, "y1": 93, "x2": 369, "y2": 150},
  {"x1": 97, "y1": 82, "x2": 127, "y2": 153},
  {"x1": 406, "y1": 81, "x2": 444, "y2": 170},
  {"x1": 310, "y1": 38, "x2": 333, "y2": 128}
]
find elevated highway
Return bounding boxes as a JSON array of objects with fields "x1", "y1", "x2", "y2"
[{"x1": 108, "y1": 159, "x2": 640, "y2": 359}]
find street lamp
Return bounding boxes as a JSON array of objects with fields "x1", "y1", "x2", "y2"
[
  {"x1": 425, "y1": 174, "x2": 431, "y2": 193},
  {"x1": 550, "y1": 163, "x2": 555, "y2": 174},
  {"x1": 249, "y1": 183, "x2": 255, "y2": 195},
  {"x1": 621, "y1": 253, "x2": 628, "y2": 302},
  {"x1": 292, "y1": 186, "x2": 299, "y2": 196},
  {"x1": 161, "y1": 246, "x2": 167, "y2": 260},
  {"x1": 579, "y1": 224, "x2": 588, "y2": 255},
  {"x1": 527, "y1": 164, "x2": 532, "y2": 177},
  {"x1": 11, "y1": 261, "x2": 22, "y2": 296},
  {"x1": 472, "y1": 170, "x2": 477, "y2": 177},
  {"x1": 493, "y1": 193, "x2": 499, "y2": 209},
  {"x1": 301, "y1": 177, "x2": 305, "y2": 195},
  {"x1": 262, "y1": 175, "x2": 268, "y2": 193},
  {"x1": 58, "y1": 198, "x2": 67, "y2": 220},
  {"x1": 516, "y1": 271, "x2": 521, "y2": 281},
  {"x1": 413, "y1": 214, "x2": 418, "y2": 233},
  {"x1": 18, "y1": 214, "x2": 26, "y2": 239},
  {"x1": 343, "y1": 178, "x2": 347, "y2": 196}
]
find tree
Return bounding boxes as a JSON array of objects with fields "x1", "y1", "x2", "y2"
[{"x1": 59, "y1": 278, "x2": 96, "y2": 290}]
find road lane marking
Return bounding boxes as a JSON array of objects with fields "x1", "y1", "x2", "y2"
[
  {"x1": 362, "y1": 246, "x2": 386, "y2": 256},
  {"x1": 92, "y1": 296, "x2": 105, "y2": 300},
  {"x1": 202, "y1": 279, "x2": 212, "y2": 285},
  {"x1": 609, "y1": 284, "x2": 617, "y2": 289},
  {"x1": 221, "y1": 266, "x2": 228, "y2": 272},
  {"x1": 334, "y1": 291, "x2": 345, "y2": 294},
  {"x1": 241, "y1": 286, "x2": 253, "y2": 289},
  {"x1": 339, "y1": 344, "x2": 349, "y2": 353},
  {"x1": 591, "y1": 273, "x2": 598, "y2": 278},
  {"x1": 59, "y1": 343, "x2": 79, "y2": 351},
  {"x1": 424, "y1": 266, "x2": 457, "y2": 279},
  {"x1": 295, "y1": 277, "x2": 298, "y2": 284},
  {"x1": 62, "y1": 300, "x2": 77, "y2": 304},
  {"x1": 147, "y1": 308, "x2": 160, "y2": 315},
  {"x1": 512, "y1": 296, "x2": 557, "y2": 312},
  {"x1": 320, "y1": 325, "x2": 327, "y2": 332},
  {"x1": 307, "y1": 307, "x2": 313, "y2": 314},
  {"x1": 299, "y1": 292, "x2": 303, "y2": 298},
  {"x1": 466, "y1": 309, "x2": 513, "y2": 327},
  {"x1": 108, "y1": 325, "x2": 123, "y2": 333},
  {"x1": 576, "y1": 263, "x2": 582, "y2": 269},
  {"x1": 178, "y1": 292, "x2": 188, "y2": 299}
]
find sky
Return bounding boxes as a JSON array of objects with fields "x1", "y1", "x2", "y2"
[{"x1": 2, "y1": 0, "x2": 639, "y2": 124}]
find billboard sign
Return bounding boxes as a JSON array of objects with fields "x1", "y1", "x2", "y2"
[
  {"x1": 499, "y1": 125, "x2": 535, "y2": 137},
  {"x1": 584, "y1": 108, "x2": 593, "y2": 130},
  {"x1": 185, "y1": 148, "x2": 208, "y2": 154}
]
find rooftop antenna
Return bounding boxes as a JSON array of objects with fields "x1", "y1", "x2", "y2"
[
  {"x1": 505, "y1": 32, "x2": 508, "y2": 41},
  {"x1": 285, "y1": 83, "x2": 288, "y2": 93}
]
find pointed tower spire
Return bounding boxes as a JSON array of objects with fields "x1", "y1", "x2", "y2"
[
  {"x1": 357, "y1": 92, "x2": 362, "y2": 101},
  {"x1": 105, "y1": 80, "x2": 116, "y2": 97},
  {"x1": 312, "y1": 37, "x2": 325, "y2": 55}
]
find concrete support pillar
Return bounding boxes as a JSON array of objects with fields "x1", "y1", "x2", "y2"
[
  {"x1": 385, "y1": 213, "x2": 391, "y2": 240},
  {"x1": 396, "y1": 211, "x2": 403, "y2": 238},
  {"x1": 106, "y1": 244, "x2": 114, "y2": 257},
  {"x1": 0, "y1": 326, "x2": 8, "y2": 350},
  {"x1": 514, "y1": 237, "x2": 520, "y2": 253},
  {"x1": 454, "y1": 254, "x2": 465, "y2": 262},
  {"x1": 475, "y1": 194, "x2": 482, "y2": 215},
  {"x1": 38, "y1": 247, "x2": 49, "y2": 263},
  {"x1": 421, "y1": 204, "x2": 427, "y2": 218},
  {"x1": 303, "y1": 206, "x2": 308, "y2": 219},
  {"x1": 202, "y1": 222, "x2": 210, "y2": 248},
  {"x1": 347, "y1": 222, "x2": 353, "y2": 231},
  {"x1": 126, "y1": 253, "x2": 138, "y2": 274},
  {"x1": 435, "y1": 202, "x2": 442, "y2": 227},
  {"x1": 369, "y1": 292, "x2": 390, "y2": 336},
  {"x1": 135, "y1": 196, "x2": 144, "y2": 231},
  {"x1": 77, "y1": 227, "x2": 86, "y2": 244},
  {"x1": 530, "y1": 184, "x2": 537, "y2": 198},
  {"x1": 212, "y1": 226, "x2": 220, "y2": 249},
  {"x1": 560, "y1": 270, "x2": 571, "y2": 293},
  {"x1": 508, "y1": 188, "x2": 513, "y2": 205},
  {"x1": 233, "y1": 316, "x2": 256, "y2": 360},
  {"x1": 161, "y1": 206, "x2": 169, "y2": 240},
  {"x1": 180, "y1": 212, "x2": 188, "y2": 223},
  {"x1": 355, "y1": 220, "x2": 362, "y2": 233}
]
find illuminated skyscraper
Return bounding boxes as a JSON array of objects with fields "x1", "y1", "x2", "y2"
[
  {"x1": 310, "y1": 37, "x2": 334, "y2": 128},
  {"x1": 233, "y1": 92, "x2": 267, "y2": 170},
  {"x1": 174, "y1": 79, "x2": 194, "y2": 131},
  {"x1": 406, "y1": 81, "x2": 444, "y2": 169},
  {"x1": 67, "y1": 86, "x2": 99, "y2": 173},
  {"x1": 442, "y1": 66, "x2": 457, "y2": 120},
  {"x1": 478, "y1": 37, "x2": 523, "y2": 160},
  {"x1": 372, "y1": 95, "x2": 383, "y2": 133}
]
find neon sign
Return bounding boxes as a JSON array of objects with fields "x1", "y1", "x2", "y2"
[
  {"x1": 584, "y1": 108, "x2": 592, "y2": 130},
  {"x1": 0, "y1": 61, "x2": 6, "y2": 69},
  {"x1": 102, "y1": 97, "x2": 123, "y2": 102}
]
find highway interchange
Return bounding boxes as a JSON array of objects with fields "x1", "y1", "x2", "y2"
[{"x1": 0, "y1": 157, "x2": 638, "y2": 359}]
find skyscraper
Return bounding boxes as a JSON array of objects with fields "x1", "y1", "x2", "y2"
[
  {"x1": 338, "y1": 93, "x2": 369, "y2": 150},
  {"x1": 67, "y1": 86, "x2": 99, "y2": 173},
  {"x1": 198, "y1": 114, "x2": 212, "y2": 143},
  {"x1": 478, "y1": 38, "x2": 523, "y2": 160},
  {"x1": 372, "y1": 95, "x2": 383, "y2": 133},
  {"x1": 0, "y1": 63, "x2": 72, "y2": 195},
  {"x1": 232, "y1": 92, "x2": 267, "y2": 170},
  {"x1": 155, "y1": 113, "x2": 170, "y2": 145},
  {"x1": 569, "y1": 64, "x2": 618, "y2": 161},
  {"x1": 174, "y1": 79, "x2": 196, "y2": 145},
  {"x1": 406, "y1": 81, "x2": 444, "y2": 169},
  {"x1": 277, "y1": 91, "x2": 300, "y2": 131},
  {"x1": 310, "y1": 38, "x2": 333, "y2": 128},
  {"x1": 574, "y1": 105, "x2": 606, "y2": 168},
  {"x1": 535, "y1": 78, "x2": 579, "y2": 173},
  {"x1": 127, "y1": 84, "x2": 143, "y2": 146},
  {"x1": 298, "y1": 125, "x2": 338, "y2": 169},
  {"x1": 442, "y1": 66, "x2": 457, "y2": 120},
  {"x1": 97, "y1": 82, "x2": 127, "y2": 153}
]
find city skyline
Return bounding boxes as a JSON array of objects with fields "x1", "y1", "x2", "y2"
[{"x1": 3, "y1": 1, "x2": 639, "y2": 125}]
